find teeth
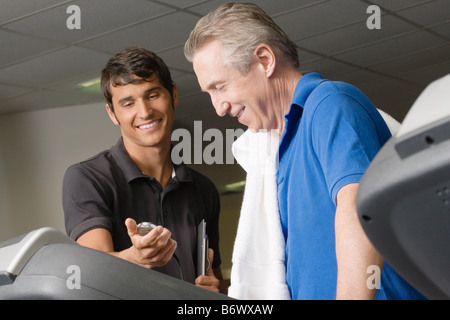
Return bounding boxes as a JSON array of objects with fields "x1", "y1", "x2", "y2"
[
  {"x1": 237, "y1": 109, "x2": 245, "y2": 117},
  {"x1": 139, "y1": 120, "x2": 160, "y2": 129}
]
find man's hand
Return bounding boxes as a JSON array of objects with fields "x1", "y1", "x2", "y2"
[
  {"x1": 195, "y1": 248, "x2": 221, "y2": 293},
  {"x1": 76, "y1": 219, "x2": 177, "y2": 269},
  {"x1": 124, "y1": 218, "x2": 177, "y2": 268}
]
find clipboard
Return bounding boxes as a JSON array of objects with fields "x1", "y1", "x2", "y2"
[{"x1": 197, "y1": 219, "x2": 209, "y2": 276}]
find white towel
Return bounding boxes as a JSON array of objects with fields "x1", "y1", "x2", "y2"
[
  {"x1": 377, "y1": 108, "x2": 401, "y2": 136},
  {"x1": 228, "y1": 129, "x2": 291, "y2": 300}
]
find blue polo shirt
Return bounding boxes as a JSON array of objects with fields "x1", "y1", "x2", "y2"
[{"x1": 277, "y1": 73, "x2": 426, "y2": 300}]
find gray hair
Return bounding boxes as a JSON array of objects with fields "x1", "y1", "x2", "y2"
[{"x1": 184, "y1": 2, "x2": 300, "y2": 75}]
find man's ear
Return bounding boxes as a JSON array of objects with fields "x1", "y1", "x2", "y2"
[
  {"x1": 254, "y1": 44, "x2": 276, "y2": 78},
  {"x1": 106, "y1": 103, "x2": 120, "y2": 126}
]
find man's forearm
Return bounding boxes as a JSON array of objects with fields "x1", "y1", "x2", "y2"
[{"x1": 335, "y1": 183, "x2": 384, "y2": 300}]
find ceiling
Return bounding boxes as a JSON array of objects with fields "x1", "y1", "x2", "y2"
[{"x1": 1, "y1": 0, "x2": 450, "y2": 192}]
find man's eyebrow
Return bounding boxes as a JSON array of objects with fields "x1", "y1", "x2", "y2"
[
  {"x1": 118, "y1": 95, "x2": 133, "y2": 105},
  {"x1": 117, "y1": 86, "x2": 161, "y2": 104},
  {"x1": 143, "y1": 86, "x2": 162, "y2": 94}
]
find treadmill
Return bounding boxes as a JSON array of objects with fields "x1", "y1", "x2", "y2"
[
  {"x1": 0, "y1": 227, "x2": 229, "y2": 300},
  {"x1": 357, "y1": 74, "x2": 450, "y2": 300}
]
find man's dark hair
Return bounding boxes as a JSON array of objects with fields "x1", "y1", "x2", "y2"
[{"x1": 101, "y1": 47, "x2": 174, "y2": 110}]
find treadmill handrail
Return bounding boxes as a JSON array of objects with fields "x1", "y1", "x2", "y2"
[{"x1": 0, "y1": 227, "x2": 74, "y2": 279}]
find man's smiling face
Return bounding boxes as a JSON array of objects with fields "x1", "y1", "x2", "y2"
[
  {"x1": 106, "y1": 74, "x2": 178, "y2": 151},
  {"x1": 193, "y1": 39, "x2": 278, "y2": 131}
]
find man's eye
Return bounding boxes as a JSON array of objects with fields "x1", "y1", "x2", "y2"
[
  {"x1": 216, "y1": 84, "x2": 227, "y2": 91},
  {"x1": 146, "y1": 94, "x2": 159, "y2": 100}
]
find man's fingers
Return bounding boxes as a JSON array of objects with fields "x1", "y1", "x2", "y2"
[
  {"x1": 156, "y1": 239, "x2": 178, "y2": 266},
  {"x1": 125, "y1": 218, "x2": 138, "y2": 238},
  {"x1": 139, "y1": 238, "x2": 177, "y2": 267},
  {"x1": 195, "y1": 249, "x2": 220, "y2": 293},
  {"x1": 207, "y1": 248, "x2": 214, "y2": 276}
]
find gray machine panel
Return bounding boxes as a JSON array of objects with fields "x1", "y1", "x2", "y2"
[
  {"x1": 357, "y1": 74, "x2": 450, "y2": 300},
  {"x1": 0, "y1": 228, "x2": 229, "y2": 300}
]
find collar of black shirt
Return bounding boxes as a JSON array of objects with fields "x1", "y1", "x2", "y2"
[{"x1": 110, "y1": 138, "x2": 193, "y2": 184}]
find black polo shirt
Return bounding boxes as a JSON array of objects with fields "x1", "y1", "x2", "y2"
[{"x1": 62, "y1": 138, "x2": 221, "y2": 284}]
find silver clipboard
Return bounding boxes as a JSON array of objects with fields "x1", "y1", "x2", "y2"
[{"x1": 196, "y1": 219, "x2": 208, "y2": 276}]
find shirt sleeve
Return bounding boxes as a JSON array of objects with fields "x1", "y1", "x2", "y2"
[
  {"x1": 62, "y1": 164, "x2": 114, "y2": 241},
  {"x1": 311, "y1": 92, "x2": 387, "y2": 205}
]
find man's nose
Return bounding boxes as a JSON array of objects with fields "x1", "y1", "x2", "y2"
[
  {"x1": 211, "y1": 95, "x2": 231, "y2": 117},
  {"x1": 137, "y1": 99, "x2": 153, "y2": 118}
]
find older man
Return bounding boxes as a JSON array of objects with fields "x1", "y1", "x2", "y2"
[{"x1": 185, "y1": 3, "x2": 425, "y2": 300}]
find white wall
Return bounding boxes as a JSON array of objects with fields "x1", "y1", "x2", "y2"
[
  {"x1": 0, "y1": 141, "x2": 13, "y2": 240},
  {"x1": 0, "y1": 102, "x2": 119, "y2": 242}
]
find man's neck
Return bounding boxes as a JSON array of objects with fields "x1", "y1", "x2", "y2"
[
  {"x1": 270, "y1": 67, "x2": 303, "y2": 135},
  {"x1": 123, "y1": 139, "x2": 173, "y2": 188}
]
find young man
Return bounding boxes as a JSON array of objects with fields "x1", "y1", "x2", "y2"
[
  {"x1": 185, "y1": 3, "x2": 426, "y2": 300},
  {"x1": 63, "y1": 47, "x2": 223, "y2": 293}
]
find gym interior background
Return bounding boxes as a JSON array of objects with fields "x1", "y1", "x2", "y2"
[{"x1": 0, "y1": 0, "x2": 449, "y2": 282}]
